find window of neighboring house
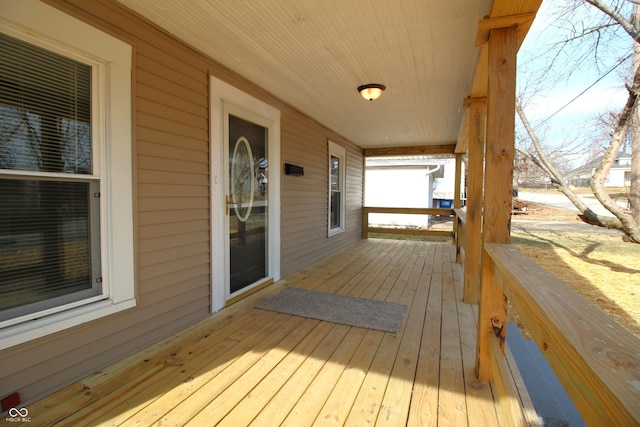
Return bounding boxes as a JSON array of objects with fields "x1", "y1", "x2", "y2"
[
  {"x1": 328, "y1": 140, "x2": 346, "y2": 236},
  {"x1": 0, "y1": 1, "x2": 134, "y2": 349},
  {"x1": 605, "y1": 173, "x2": 612, "y2": 185}
]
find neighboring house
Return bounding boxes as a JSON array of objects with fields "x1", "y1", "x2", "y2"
[
  {"x1": 567, "y1": 152, "x2": 632, "y2": 188},
  {"x1": 364, "y1": 157, "x2": 461, "y2": 229},
  {"x1": 431, "y1": 158, "x2": 463, "y2": 208},
  {"x1": 0, "y1": 0, "x2": 540, "y2": 409}
]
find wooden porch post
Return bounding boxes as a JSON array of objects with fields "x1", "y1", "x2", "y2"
[
  {"x1": 454, "y1": 153, "x2": 463, "y2": 210},
  {"x1": 475, "y1": 25, "x2": 517, "y2": 381},
  {"x1": 453, "y1": 153, "x2": 463, "y2": 247},
  {"x1": 462, "y1": 97, "x2": 486, "y2": 304}
]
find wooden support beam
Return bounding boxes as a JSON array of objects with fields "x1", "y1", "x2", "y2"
[
  {"x1": 362, "y1": 207, "x2": 454, "y2": 239},
  {"x1": 482, "y1": 29, "x2": 516, "y2": 244},
  {"x1": 366, "y1": 227, "x2": 453, "y2": 238},
  {"x1": 455, "y1": 113, "x2": 470, "y2": 154},
  {"x1": 455, "y1": 49, "x2": 489, "y2": 154},
  {"x1": 362, "y1": 209, "x2": 369, "y2": 239},
  {"x1": 454, "y1": 154, "x2": 463, "y2": 210},
  {"x1": 364, "y1": 145, "x2": 455, "y2": 157},
  {"x1": 454, "y1": 208, "x2": 466, "y2": 265},
  {"x1": 477, "y1": 249, "x2": 508, "y2": 382},
  {"x1": 462, "y1": 97, "x2": 486, "y2": 304},
  {"x1": 475, "y1": 13, "x2": 536, "y2": 46},
  {"x1": 453, "y1": 154, "x2": 463, "y2": 246},
  {"x1": 363, "y1": 207, "x2": 453, "y2": 215},
  {"x1": 476, "y1": 25, "x2": 517, "y2": 381},
  {"x1": 488, "y1": 334, "x2": 527, "y2": 426}
]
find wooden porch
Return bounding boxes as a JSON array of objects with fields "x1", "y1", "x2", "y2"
[{"x1": 23, "y1": 239, "x2": 503, "y2": 426}]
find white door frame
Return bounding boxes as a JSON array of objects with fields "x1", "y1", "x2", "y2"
[{"x1": 210, "y1": 76, "x2": 281, "y2": 312}]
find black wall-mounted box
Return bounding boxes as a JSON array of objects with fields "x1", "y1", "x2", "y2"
[{"x1": 284, "y1": 163, "x2": 304, "y2": 176}]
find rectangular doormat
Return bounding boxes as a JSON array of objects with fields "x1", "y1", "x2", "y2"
[{"x1": 256, "y1": 287, "x2": 408, "y2": 333}]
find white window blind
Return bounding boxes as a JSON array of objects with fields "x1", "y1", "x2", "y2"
[{"x1": 0, "y1": 32, "x2": 101, "y2": 322}]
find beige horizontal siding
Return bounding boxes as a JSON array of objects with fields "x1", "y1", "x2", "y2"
[
  {"x1": 138, "y1": 241, "x2": 210, "y2": 268},
  {"x1": 137, "y1": 157, "x2": 209, "y2": 175},
  {"x1": 0, "y1": 0, "x2": 363, "y2": 405},
  {"x1": 137, "y1": 197, "x2": 210, "y2": 213},
  {"x1": 137, "y1": 208, "x2": 209, "y2": 225},
  {"x1": 280, "y1": 113, "x2": 363, "y2": 276},
  {"x1": 136, "y1": 53, "x2": 208, "y2": 95},
  {"x1": 0, "y1": 0, "x2": 213, "y2": 404},
  {"x1": 136, "y1": 71, "x2": 206, "y2": 106},
  {"x1": 137, "y1": 129, "x2": 209, "y2": 155},
  {"x1": 137, "y1": 112, "x2": 207, "y2": 140}
]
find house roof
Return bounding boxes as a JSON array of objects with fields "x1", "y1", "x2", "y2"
[
  {"x1": 568, "y1": 152, "x2": 632, "y2": 177},
  {"x1": 115, "y1": 0, "x2": 541, "y2": 150}
]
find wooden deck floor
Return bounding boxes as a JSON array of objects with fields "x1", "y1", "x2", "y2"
[{"x1": 26, "y1": 239, "x2": 501, "y2": 426}]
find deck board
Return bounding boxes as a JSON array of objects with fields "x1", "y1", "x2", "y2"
[
  {"x1": 314, "y1": 328, "x2": 386, "y2": 426},
  {"x1": 377, "y1": 243, "x2": 433, "y2": 426},
  {"x1": 408, "y1": 244, "x2": 442, "y2": 427},
  {"x1": 19, "y1": 239, "x2": 501, "y2": 426},
  {"x1": 439, "y1": 243, "x2": 469, "y2": 425}
]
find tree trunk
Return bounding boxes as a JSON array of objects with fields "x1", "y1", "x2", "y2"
[
  {"x1": 632, "y1": 125, "x2": 640, "y2": 220},
  {"x1": 515, "y1": 100, "x2": 623, "y2": 229},
  {"x1": 630, "y1": 3, "x2": 640, "y2": 221},
  {"x1": 590, "y1": 68, "x2": 640, "y2": 243}
]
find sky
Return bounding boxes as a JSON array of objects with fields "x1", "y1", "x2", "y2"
[{"x1": 516, "y1": 0, "x2": 632, "y2": 165}]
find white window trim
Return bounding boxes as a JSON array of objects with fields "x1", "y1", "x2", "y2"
[
  {"x1": 0, "y1": 0, "x2": 135, "y2": 350},
  {"x1": 328, "y1": 140, "x2": 347, "y2": 236}
]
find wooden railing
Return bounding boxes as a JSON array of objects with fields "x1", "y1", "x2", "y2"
[
  {"x1": 453, "y1": 208, "x2": 466, "y2": 264},
  {"x1": 371, "y1": 207, "x2": 640, "y2": 424},
  {"x1": 362, "y1": 206, "x2": 454, "y2": 239},
  {"x1": 479, "y1": 243, "x2": 640, "y2": 426}
]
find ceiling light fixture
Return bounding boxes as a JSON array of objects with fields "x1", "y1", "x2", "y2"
[{"x1": 358, "y1": 83, "x2": 386, "y2": 101}]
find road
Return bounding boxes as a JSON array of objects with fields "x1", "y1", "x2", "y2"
[
  {"x1": 518, "y1": 191, "x2": 618, "y2": 217},
  {"x1": 514, "y1": 191, "x2": 627, "y2": 234}
]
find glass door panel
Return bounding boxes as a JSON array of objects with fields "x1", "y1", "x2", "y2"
[{"x1": 228, "y1": 115, "x2": 268, "y2": 294}]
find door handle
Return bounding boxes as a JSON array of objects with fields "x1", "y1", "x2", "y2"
[{"x1": 225, "y1": 194, "x2": 230, "y2": 216}]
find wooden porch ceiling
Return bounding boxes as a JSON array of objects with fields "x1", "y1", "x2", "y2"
[
  {"x1": 114, "y1": 0, "x2": 541, "y2": 152},
  {"x1": 25, "y1": 240, "x2": 503, "y2": 426}
]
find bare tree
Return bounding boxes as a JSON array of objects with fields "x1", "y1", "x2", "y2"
[
  {"x1": 574, "y1": 0, "x2": 639, "y2": 225},
  {"x1": 590, "y1": 61, "x2": 640, "y2": 242},
  {"x1": 630, "y1": 2, "x2": 640, "y2": 221},
  {"x1": 517, "y1": 0, "x2": 640, "y2": 243},
  {"x1": 516, "y1": 99, "x2": 624, "y2": 229}
]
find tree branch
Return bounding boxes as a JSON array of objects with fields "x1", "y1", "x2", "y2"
[
  {"x1": 516, "y1": 99, "x2": 624, "y2": 229},
  {"x1": 590, "y1": 65, "x2": 640, "y2": 242},
  {"x1": 584, "y1": 0, "x2": 640, "y2": 43}
]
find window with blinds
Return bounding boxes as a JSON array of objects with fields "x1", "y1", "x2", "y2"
[
  {"x1": 330, "y1": 155, "x2": 342, "y2": 228},
  {"x1": 328, "y1": 141, "x2": 346, "y2": 236},
  {"x1": 0, "y1": 32, "x2": 102, "y2": 323}
]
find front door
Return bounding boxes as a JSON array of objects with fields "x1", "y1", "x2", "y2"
[
  {"x1": 227, "y1": 115, "x2": 269, "y2": 294},
  {"x1": 210, "y1": 76, "x2": 281, "y2": 312}
]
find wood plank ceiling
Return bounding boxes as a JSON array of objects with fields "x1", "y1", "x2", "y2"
[{"x1": 114, "y1": 0, "x2": 538, "y2": 150}]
